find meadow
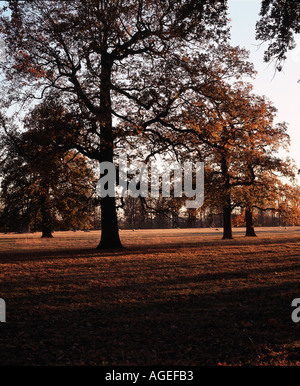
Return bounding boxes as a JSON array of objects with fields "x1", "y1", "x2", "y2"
[{"x1": 0, "y1": 227, "x2": 299, "y2": 366}]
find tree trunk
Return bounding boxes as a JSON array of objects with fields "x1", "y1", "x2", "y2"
[
  {"x1": 41, "y1": 193, "x2": 53, "y2": 238},
  {"x1": 42, "y1": 227, "x2": 53, "y2": 238},
  {"x1": 245, "y1": 208, "x2": 257, "y2": 237},
  {"x1": 98, "y1": 196, "x2": 122, "y2": 248},
  {"x1": 221, "y1": 156, "x2": 233, "y2": 240},
  {"x1": 97, "y1": 53, "x2": 123, "y2": 249},
  {"x1": 222, "y1": 203, "x2": 233, "y2": 239}
]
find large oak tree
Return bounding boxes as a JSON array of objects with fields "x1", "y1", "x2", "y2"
[{"x1": 0, "y1": 0, "x2": 231, "y2": 248}]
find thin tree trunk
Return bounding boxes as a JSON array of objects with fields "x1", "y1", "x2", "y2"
[
  {"x1": 245, "y1": 208, "x2": 257, "y2": 237},
  {"x1": 97, "y1": 53, "x2": 123, "y2": 249}
]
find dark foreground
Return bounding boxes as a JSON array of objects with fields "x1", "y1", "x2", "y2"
[{"x1": 0, "y1": 228, "x2": 299, "y2": 365}]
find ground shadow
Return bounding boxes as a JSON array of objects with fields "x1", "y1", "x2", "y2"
[{"x1": 0, "y1": 233, "x2": 299, "y2": 264}]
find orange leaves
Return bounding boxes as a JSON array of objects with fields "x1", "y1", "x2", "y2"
[
  {"x1": 28, "y1": 66, "x2": 48, "y2": 79},
  {"x1": 14, "y1": 51, "x2": 48, "y2": 79},
  {"x1": 15, "y1": 63, "x2": 48, "y2": 79}
]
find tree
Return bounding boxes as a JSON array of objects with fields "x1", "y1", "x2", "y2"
[
  {"x1": 0, "y1": 112, "x2": 96, "y2": 237},
  {"x1": 277, "y1": 183, "x2": 300, "y2": 225},
  {"x1": 233, "y1": 162, "x2": 296, "y2": 236},
  {"x1": 180, "y1": 80, "x2": 294, "y2": 239},
  {"x1": 256, "y1": 0, "x2": 300, "y2": 70},
  {"x1": 0, "y1": 0, "x2": 231, "y2": 249}
]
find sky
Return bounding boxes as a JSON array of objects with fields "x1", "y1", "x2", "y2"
[{"x1": 228, "y1": 0, "x2": 300, "y2": 178}]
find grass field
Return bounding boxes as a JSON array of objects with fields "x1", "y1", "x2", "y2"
[{"x1": 0, "y1": 227, "x2": 299, "y2": 366}]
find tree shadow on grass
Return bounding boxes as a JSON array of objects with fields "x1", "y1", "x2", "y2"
[
  {"x1": 0, "y1": 231, "x2": 299, "y2": 364},
  {"x1": 0, "y1": 263, "x2": 299, "y2": 365},
  {"x1": 0, "y1": 233, "x2": 299, "y2": 263}
]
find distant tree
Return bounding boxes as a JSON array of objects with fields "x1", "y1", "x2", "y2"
[
  {"x1": 278, "y1": 183, "x2": 300, "y2": 225},
  {"x1": 233, "y1": 163, "x2": 296, "y2": 236},
  {"x1": 0, "y1": 114, "x2": 96, "y2": 237},
  {"x1": 122, "y1": 196, "x2": 146, "y2": 229},
  {"x1": 231, "y1": 101, "x2": 296, "y2": 237}
]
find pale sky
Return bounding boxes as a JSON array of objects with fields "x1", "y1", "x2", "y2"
[{"x1": 228, "y1": 0, "x2": 300, "y2": 177}]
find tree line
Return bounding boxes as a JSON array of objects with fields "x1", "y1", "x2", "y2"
[{"x1": 0, "y1": 0, "x2": 299, "y2": 248}]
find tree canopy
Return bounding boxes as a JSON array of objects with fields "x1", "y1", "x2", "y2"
[
  {"x1": 0, "y1": 108, "x2": 96, "y2": 236},
  {"x1": 256, "y1": 0, "x2": 300, "y2": 70},
  {"x1": 0, "y1": 0, "x2": 233, "y2": 248}
]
